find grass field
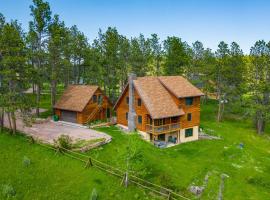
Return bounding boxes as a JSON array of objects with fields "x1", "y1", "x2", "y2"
[{"x1": 1, "y1": 99, "x2": 270, "y2": 199}]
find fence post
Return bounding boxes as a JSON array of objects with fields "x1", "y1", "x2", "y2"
[
  {"x1": 167, "y1": 191, "x2": 171, "y2": 200},
  {"x1": 85, "y1": 157, "x2": 93, "y2": 168}
]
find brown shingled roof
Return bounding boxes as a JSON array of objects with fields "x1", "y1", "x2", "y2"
[
  {"x1": 158, "y1": 76, "x2": 204, "y2": 98},
  {"x1": 133, "y1": 77, "x2": 185, "y2": 119},
  {"x1": 54, "y1": 85, "x2": 98, "y2": 112}
]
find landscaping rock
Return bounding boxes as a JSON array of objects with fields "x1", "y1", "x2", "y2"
[{"x1": 189, "y1": 186, "x2": 204, "y2": 195}]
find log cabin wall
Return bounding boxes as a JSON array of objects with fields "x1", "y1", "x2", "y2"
[
  {"x1": 81, "y1": 88, "x2": 112, "y2": 123},
  {"x1": 116, "y1": 87, "x2": 149, "y2": 131},
  {"x1": 168, "y1": 91, "x2": 201, "y2": 129}
]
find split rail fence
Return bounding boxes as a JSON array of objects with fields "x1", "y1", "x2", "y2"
[{"x1": 36, "y1": 140, "x2": 190, "y2": 200}]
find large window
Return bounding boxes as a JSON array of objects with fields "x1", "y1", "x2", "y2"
[
  {"x1": 185, "y1": 97, "x2": 193, "y2": 106},
  {"x1": 185, "y1": 128, "x2": 193, "y2": 137},
  {"x1": 137, "y1": 98, "x2": 141, "y2": 106},
  {"x1": 187, "y1": 113, "x2": 192, "y2": 121},
  {"x1": 126, "y1": 97, "x2": 129, "y2": 105},
  {"x1": 138, "y1": 115, "x2": 142, "y2": 124}
]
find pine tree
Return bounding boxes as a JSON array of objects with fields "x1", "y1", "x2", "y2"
[
  {"x1": 163, "y1": 36, "x2": 190, "y2": 76},
  {"x1": 248, "y1": 40, "x2": 270, "y2": 134},
  {"x1": 0, "y1": 21, "x2": 30, "y2": 134},
  {"x1": 29, "y1": 0, "x2": 52, "y2": 116}
]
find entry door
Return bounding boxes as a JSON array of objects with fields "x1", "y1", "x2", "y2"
[{"x1": 60, "y1": 110, "x2": 77, "y2": 123}]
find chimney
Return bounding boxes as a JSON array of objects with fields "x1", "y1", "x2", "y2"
[{"x1": 128, "y1": 73, "x2": 137, "y2": 132}]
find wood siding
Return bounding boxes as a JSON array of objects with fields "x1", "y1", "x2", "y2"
[
  {"x1": 168, "y1": 91, "x2": 201, "y2": 129},
  {"x1": 116, "y1": 87, "x2": 150, "y2": 131},
  {"x1": 80, "y1": 88, "x2": 112, "y2": 124},
  {"x1": 55, "y1": 88, "x2": 112, "y2": 124},
  {"x1": 116, "y1": 87, "x2": 201, "y2": 132}
]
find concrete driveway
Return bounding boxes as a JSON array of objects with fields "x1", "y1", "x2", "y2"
[{"x1": 3, "y1": 112, "x2": 111, "y2": 144}]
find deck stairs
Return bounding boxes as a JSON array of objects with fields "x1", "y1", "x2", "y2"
[{"x1": 85, "y1": 104, "x2": 103, "y2": 124}]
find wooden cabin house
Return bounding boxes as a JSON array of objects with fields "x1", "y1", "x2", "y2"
[
  {"x1": 114, "y1": 75, "x2": 204, "y2": 144},
  {"x1": 54, "y1": 85, "x2": 112, "y2": 124}
]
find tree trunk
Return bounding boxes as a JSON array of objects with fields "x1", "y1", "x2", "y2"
[
  {"x1": 36, "y1": 83, "x2": 40, "y2": 117},
  {"x1": 0, "y1": 108, "x2": 4, "y2": 132},
  {"x1": 217, "y1": 100, "x2": 222, "y2": 122},
  {"x1": 256, "y1": 111, "x2": 264, "y2": 134},
  {"x1": 51, "y1": 79, "x2": 57, "y2": 108},
  {"x1": 7, "y1": 112, "x2": 12, "y2": 134},
  {"x1": 11, "y1": 112, "x2": 16, "y2": 134}
]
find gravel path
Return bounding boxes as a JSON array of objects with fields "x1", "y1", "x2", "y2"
[{"x1": 3, "y1": 112, "x2": 111, "y2": 144}]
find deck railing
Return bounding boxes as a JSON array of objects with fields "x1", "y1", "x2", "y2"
[{"x1": 145, "y1": 122, "x2": 180, "y2": 134}]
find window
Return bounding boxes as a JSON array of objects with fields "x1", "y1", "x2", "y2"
[
  {"x1": 126, "y1": 112, "x2": 128, "y2": 120},
  {"x1": 185, "y1": 128, "x2": 193, "y2": 137},
  {"x1": 92, "y1": 95, "x2": 97, "y2": 103},
  {"x1": 126, "y1": 97, "x2": 129, "y2": 105},
  {"x1": 187, "y1": 113, "x2": 192, "y2": 121},
  {"x1": 137, "y1": 98, "x2": 141, "y2": 106},
  {"x1": 98, "y1": 95, "x2": 103, "y2": 104},
  {"x1": 185, "y1": 97, "x2": 193, "y2": 106},
  {"x1": 138, "y1": 115, "x2": 142, "y2": 124}
]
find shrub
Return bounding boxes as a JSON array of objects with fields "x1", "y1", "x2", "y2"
[
  {"x1": 90, "y1": 188, "x2": 98, "y2": 200},
  {"x1": 22, "y1": 156, "x2": 31, "y2": 167},
  {"x1": 2, "y1": 184, "x2": 16, "y2": 198},
  {"x1": 54, "y1": 135, "x2": 72, "y2": 150}
]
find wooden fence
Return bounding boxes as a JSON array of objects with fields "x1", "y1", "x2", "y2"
[{"x1": 37, "y1": 141, "x2": 191, "y2": 200}]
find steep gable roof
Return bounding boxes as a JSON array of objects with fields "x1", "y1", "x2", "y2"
[
  {"x1": 133, "y1": 77, "x2": 184, "y2": 119},
  {"x1": 54, "y1": 85, "x2": 99, "y2": 112},
  {"x1": 158, "y1": 76, "x2": 204, "y2": 98},
  {"x1": 114, "y1": 76, "x2": 203, "y2": 119}
]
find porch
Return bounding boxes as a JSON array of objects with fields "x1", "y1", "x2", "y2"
[{"x1": 145, "y1": 115, "x2": 181, "y2": 135}]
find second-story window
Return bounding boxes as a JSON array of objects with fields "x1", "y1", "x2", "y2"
[
  {"x1": 137, "y1": 98, "x2": 141, "y2": 106},
  {"x1": 185, "y1": 97, "x2": 193, "y2": 106},
  {"x1": 187, "y1": 113, "x2": 192, "y2": 121},
  {"x1": 126, "y1": 96, "x2": 129, "y2": 105},
  {"x1": 92, "y1": 95, "x2": 97, "y2": 103},
  {"x1": 98, "y1": 95, "x2": 103, "y2": 104}
]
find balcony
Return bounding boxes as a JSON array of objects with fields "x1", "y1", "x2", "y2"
[{"x1": 145, "y1": 122, "x2": 180, "y2": 135}]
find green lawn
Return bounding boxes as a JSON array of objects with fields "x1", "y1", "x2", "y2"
[{"x1": 1, "y1": 99, "x2": 270, "y2": 199}]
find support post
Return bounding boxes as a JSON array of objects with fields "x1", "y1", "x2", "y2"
[{"x1": 85, "y1": 157, "x2": 93, "y2": 168}]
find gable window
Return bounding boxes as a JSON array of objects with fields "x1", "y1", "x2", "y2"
[
  {"x1": 126, "y1": 112, "x2": 128, "y2": 120},
  {"x1": 137, "y1": 98, "x2": 141, "y2": 106},
  {"x1": 138, "y1": 115, "x2": 142, "y2": 124},
  {"x1": 187, "y1": 113, "x2": 192, "y2": 121},
  {"x1": 126, "y1": 97, "x2": 129, "y2": 105},
  {"x1": 92, "y1": 95, "x2": 97, "y2": 103},
  {"x1": 98, "y1": 95, "x2": 103, "y2": 104},
  {"x1": 185, "y1": 97, "x2": 193, "y2": 106},
  {"x1": 185, "y1": 128, "x2": 193, "y2": 137}
]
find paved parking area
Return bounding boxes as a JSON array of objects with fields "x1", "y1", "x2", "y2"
[{"x1": 4, "y1": 112, "x2": 111, "y2": 144}]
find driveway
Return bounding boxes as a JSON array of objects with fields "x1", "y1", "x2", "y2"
[{"x1": 3, "y1": 111, "x2": 111, "y2": 144}]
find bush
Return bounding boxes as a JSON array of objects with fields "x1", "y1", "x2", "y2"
[
  {"x1": 2, "y1": 184, "x2": 16, "y2": 198},
  {"x1": 54, "y1": 135, "x2": 73, "y2": 150},
  {"x1": 22, "y1": 156, "x2": 31, "y2": 167}
]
